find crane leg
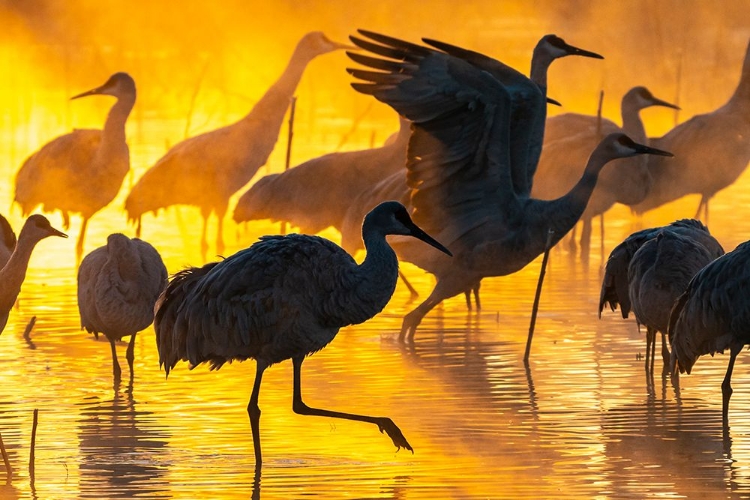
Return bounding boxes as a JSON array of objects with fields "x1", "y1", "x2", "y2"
[
  {"x1": 644, "y1": 327, "x2": 654, "y2": 374},
  {"x1": 291, "y1": 356, "x2": 412, "y2": 453},
  {"x1": 722, "y1": 344, "x2": 743, "y2": 428},
  {"x1": 109, "y1": 338, "x2": 121, "y2": 383},
  {"x1": 126, "y1": 332, "x2": 136, "y2": 380},
  {"x1": 200, "y1": 213, "x2": 209, "y2": 261},
  {"x1": 135, "y1": 216, "x2": 142, "y2": 238},
  {"x1": 473, "y1": 282, "x2": 481, "y2": 310},
  {"x1": 398, "y1": 270, "x2": 419, "y2": 300},
  {"x1": 216, "y1": 209, "x2": 226, "y2": 256},
  {"x1": 76, "y1": 217, "x2": 89, "y2": 265},
  {"x1": 580, "y1": 217, "x2": 592, "y2": 261},
  {"x1": 660, "y1": 331, "x2": 670, "y2": 377},
  {"x1": 248, "y1": 360, "x2": 268, "y2": 466}
]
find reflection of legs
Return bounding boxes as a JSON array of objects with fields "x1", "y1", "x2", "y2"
[
  {"x1": 109, "y1": 338, "x2": 121, "y2": 382},
  {"x1": 291, "y1": 356, "x2": 412, "y2": 452},
  {"x1": 660, "y1": 331, "x2": 670, "y2": 376},
  {"x1": 722, "y1": 344, "x2": 742, "y2": 428},
  {"x1": 248, "y1": 360, "x2": 268, "y2": 466},
  {"x1": 462, "y1": 282, "x2": 481, "y2": 311},
  {"x1": 126, "y1": 333, "x2": 137, "y2": 380}
]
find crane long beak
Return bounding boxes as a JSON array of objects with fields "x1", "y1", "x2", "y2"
[
  {"x1": 546, "y1": 97, "x2": 562, "y2": 107},
  {"x1": 651, "y1": 97, "x2": 681, "y2": 110},
  {"x1": 635, "y1": 143, "x2": 674, "y2": 157},
  {"x1": 50, "y1": 227, "x2": 68, "y2": 238},
  {"x1": 407, "y1": 222, "x2": 452, "y2": 257},
  {"x1": 565, "y1": 43, "x2": 604, "y2": 60},
  {"x1": 70, "y1": 86, "x2": 103, "y2": 100}
]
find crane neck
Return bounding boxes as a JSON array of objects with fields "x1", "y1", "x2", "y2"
[
  {"x1": 540, "y1": 146, "x2": 612, "y2": 236},
  {"x1": 1, "y1": 234, "x2": 41, "y2": 301},
  {"x1": 529, "y1": 50, "x2": 553, "y2": 94},
  {"x1": 728, "y1": 40, "x2": 750, "y2": 105},
  {"x1": 620, "y1": 98, "x2": 647, "y2": 143},
  {"x1": 238, "y1": 42, "x2": 319, "y2": 127},
  {"x1": 101, "y1": 92, "x2": 135, "y2": 145}
]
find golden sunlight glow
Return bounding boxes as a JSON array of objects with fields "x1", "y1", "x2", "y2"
[{"x1": 0, "y1": 1, "x2": 749, "y2": 498}]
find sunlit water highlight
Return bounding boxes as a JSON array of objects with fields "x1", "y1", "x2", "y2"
[{"x1": 2, "y1": 42, "x2": 750, "y2": 495}]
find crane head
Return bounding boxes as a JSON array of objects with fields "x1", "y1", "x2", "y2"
[
  {"x1": 365, "y1": 201, "x2": 452, "y2": 257},
  {"x1": 71, "y1": 72, "x2": 136, "y2": 100},
  {"x1": 540, "y1": 35, "x2": 603, "y2": 60}
]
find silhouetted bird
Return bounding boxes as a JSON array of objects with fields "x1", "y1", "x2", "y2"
[
  {"x1": 77, "y1": 234, "x2": 167, "y2": 383},
  {"x1": 633, "y1": 39, "x2": 750, "y2": 222},
  {"x1": 233, "y1": 114, "x2": 410, "y2": 235},
  {"x1": 628, "y1": 229, "x2": 720, "y2": 376},
  {"x1": 535, "y1": 87, "x2": 679, "y2": 253},
  {"x1": 347, "y1": 30, "x2": 670, "y2": 340},
  {"x1": 125, "y1": 32, "x2": 352, "y2": 259},
  {"x1": 599, "y1": 219, "x2": 723, "y2": 374},
  {"x1": 0, "y1": 215, "x2": 67, "y2": 333},
  {"x1": 14, "y1": 73, "x2": 136, "y2": 263},
  {"x1": 341, "y1": 32, "x2": 602, "y2": 309},
  {"x1": 669, "y1": 238, "x2": 750, "y2": 427},
  {"x1": 154, "y1": 201, "x2": 450, "y2": 466}
]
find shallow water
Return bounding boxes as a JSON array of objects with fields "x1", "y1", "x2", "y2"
[{"x1": 2, "y1": 184, "x2": 750, "y2": 499}]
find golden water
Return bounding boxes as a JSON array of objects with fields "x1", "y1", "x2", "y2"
[{"x1": 1, "y1": 6, "x2": 750, "y2": 497}]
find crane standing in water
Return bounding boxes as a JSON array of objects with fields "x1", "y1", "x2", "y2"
[
  {"x1": 340, "y1": 32, "x2": 603, "y2": 309},
  {"x1": 669, "y1": 239, "x2": 750, "y2": 428},
  {"x1": 599, "y1": 219, "x2": 723, "y2": 375},
  {"x1": 14, "y1": 73, "x2": 136, "y2": 264},
  {"x1": 77, "y1": 234, "x2": 167, "y2": 383},
  {"x1": 154, "y1": 201, "x2": 451, "y2": 466},
  {"x1": 125, "y1": 32, "x2": 353, "y2": 259},
  {"x1": 534, "y1": 87, "x2": 680, "y2": 255},
  {"x1": 632, "y1": 38, "x2": 750, "y2": 222},
  {"x1": 347, "y1": 31, "x2": 672, "y2": 341},
  {"x1": 0, "y1": 215, "x2": 67, "y2": 334}
]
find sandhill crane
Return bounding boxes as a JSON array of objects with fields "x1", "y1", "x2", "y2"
[
  {"x1": 599, "y1": 219, "x2": 724, "y2": 318},
  {"x1": 0, "y1": 215, "x2": 67, "y2": 333},
  {"x1": 632, "y1": 38, "x2": 750, "y2": 222},
  {"x1": 669, "y1": 238, "x2": 750, "y2": 427},
  {"x1": 232, "y1": 114, "x2": 410, "y2": 234},
  {"x1": 0, "y1": 214, "x2": 16, "y2": 269},
  {"x1": 125, "y1": 32, "x2": 353, "y2": 259},
  {"x1": 77, "y1": 234, "x2": 167, "y2": 383},
  {"x1": 534, "y1": 87, "x2": 679, "y2": 254},
  {"x1": 154, "y1": 201, "x2": 451, "y2": 466},
  {"x1": 347, "y1": 31, "x2": 671, "y2": 340},
  {"x1": 14, "y1": 73, "x2": 136, "y2": 264},
  {"x1": 628, "y1": 229, "x2": 720, "y2": 376},
  {"x1": 340, "y1": 32, "x2": 602, "y2": 309}
]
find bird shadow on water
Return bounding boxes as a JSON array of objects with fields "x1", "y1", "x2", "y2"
[{"x1": 75, "y1": 386, "x2": 170, "y2": 498}]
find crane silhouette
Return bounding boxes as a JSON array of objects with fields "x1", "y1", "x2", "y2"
[
  {"x1": 154, "y1": 201, "x2": 451, "y2": 466},
  {"x1": 125, "y1": 32, "x2": 352, "y2": 259},
  {"x1": 599, "y1": 219, "x2": 723, "y2": 375},
  {"x1": 340, "y1": 32, "x2": 602, "y2": 309},
  {"x1": 632, "y1": 38, "x2": 750, "y2": 222},
  {"x1": 0, "y1": 215, "x2": 67, "y2": 334},
  {"x1": 628, "y1": 229, "x2": 721, "y2": 376},
  {"x1": 14, "y1": 73, "x2": 136, "y2": 264},
  {"x1": 232, "y1": 114, "x2": 410, "y2": 236},
  {"x1": 0, "y1": 214, "x2": 16, "y2": 269},
  {"x1": 77, "y1": 233, "x2": 167, "y2": 383},
  {"x1": 534, "y1": 87, "x2": 679, "y2": 254},
  {"x1": 347, "y1": 30, "x2": 671, "y2": 340},
  {"x1": 669, "y1": 238, "x2": 750, "y2": 428}
]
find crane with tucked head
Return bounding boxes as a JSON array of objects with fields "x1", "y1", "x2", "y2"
[
  {"x1": 534, "y1": 87, "x2": 680, "y2": 255},
  {"x1": 14, "y1": 73, "x2": 136, "y2": 264},
  {"x1": 154, "y1": 201, "x2": 451, "y2": 466},
  {"x1": 0, "y1": 215, "x2": 67, "y2": 334},
  {"x1": 346, "y1": 31, "x2": 671, "y2": 341},
  {"x1": 125, "y1": 32, "x2": 353, "y2": 259},
  {"x1": 632, "y1": 38, "x2": 750, "y2": 223},
  {"x1": 669, "y1": 238, "x2": 750, "y2": 428},
  {"x1": 77, "y1": 234, "x2": 168, "y2": 384}
]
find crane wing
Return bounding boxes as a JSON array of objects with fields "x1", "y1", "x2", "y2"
[{"x1": 348, "y1": 31, "x2": 517, "y2": 245}]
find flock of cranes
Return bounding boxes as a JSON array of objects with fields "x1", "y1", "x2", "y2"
[{"x1": 3, "y1": 29, "x2": 750, "y2": 466}]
